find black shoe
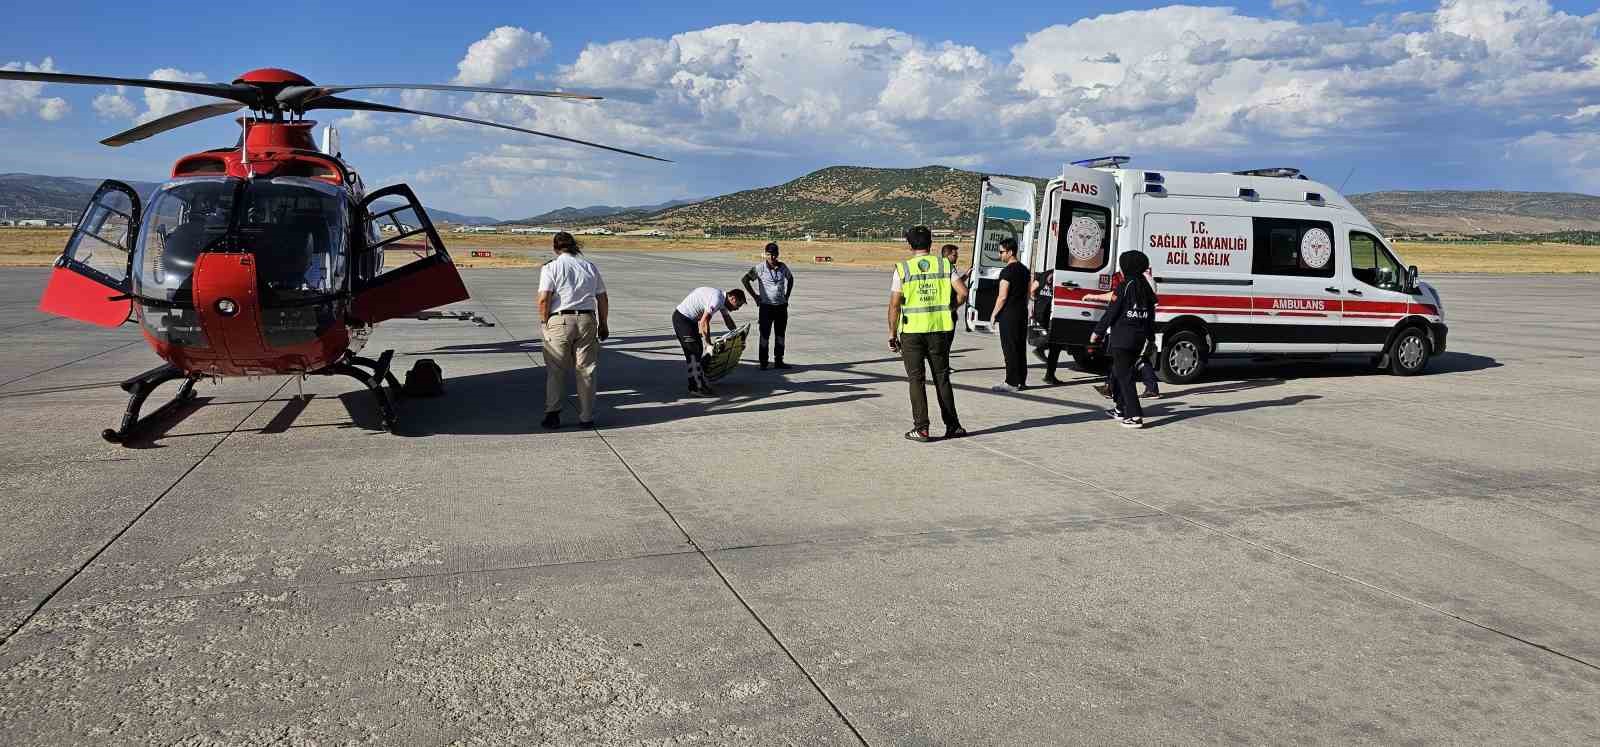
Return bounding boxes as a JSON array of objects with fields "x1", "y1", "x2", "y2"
[
  {"x1": 541, "y1": 411, "x2": 561, "y2": 429},
  {"x1": 759, "y1": 362, "x2": 770, "y2": 370},
  {"x1": 1142, "y1": 388, "x2": 1161, "y2": 399},
  {"x1": 1093, "y1": 384, "x2": 1112, "y2": 399},
  {"x1": 775, "y1": 361, "x2": 792, "y2": 369},
  {"x1": 905, "y1": 427, "x2": 932, "y2": 443},
  {"x1": 943, "y1": 426, "x2": 967, "y2": 439},
  {"x1": 1106, "y1": 408, "x2": 1122, "y2": 420},
  {"x1": 578, "y1": 419, "x2": 596, "y2": 428},
  {"x1": 1043, "y1": 375, "x2": 1062, "y2": 386}
]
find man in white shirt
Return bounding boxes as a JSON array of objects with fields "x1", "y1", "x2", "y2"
[
  {"x1": 671, "y1": 285, "x2": 746, "y2": 395},
  {"x1": 538, "y1": 232, "x2": 609, "y2": 428},
  {"x1": 741, "y1": 242, "x2": 796, "y2": 369}
]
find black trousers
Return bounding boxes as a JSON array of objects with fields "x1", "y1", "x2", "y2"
[
  {"x1": 899, "y1": 331, "x2": 959, "y2": 431},
  {"x1": 757, "y1": 303, "x2": 788, "y2": 363},
  {"x1": 671, "y1": 311, "x2": 707, "y2": 389},
  {"x1": 1044, "y1": 345, "x2": 1062, "y2": 378},
  {"x1": 997, "y1": 310, "x2": 1028, "y2": 387},
  {"x1": 1103, "y1": 346, "x2": 1160, "y2": 392},
  {"x1": 1111, "y1": 346, "x2": 1145, "y2": 420}
]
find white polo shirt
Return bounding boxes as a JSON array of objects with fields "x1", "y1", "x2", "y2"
[
  {"x1": 538, "y1": 252, "x2": 606, "y2": 312},
  {"x1": 675, "y1": 287, "x2": 726, "y2": 319}
]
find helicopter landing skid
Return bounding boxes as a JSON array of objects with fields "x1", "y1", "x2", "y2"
[
  {"x1": 320, "y1": 350, "x2": 401, "y2": 431},
  {"x1": 102, "y1": 364, "x2": 202, "y2": 444}
]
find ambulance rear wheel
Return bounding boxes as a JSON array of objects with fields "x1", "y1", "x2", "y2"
[
  {"x1": 1388, "y1": 327, "x2": 1430, "y2": 376},
  {"x1": 1161, "y1": 330, "x2": 1207, "y2": 385}
]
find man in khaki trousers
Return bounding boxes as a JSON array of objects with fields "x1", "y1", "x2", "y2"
[{"x1": 538, "y1": 232, "x2": 609, "y2": 428}]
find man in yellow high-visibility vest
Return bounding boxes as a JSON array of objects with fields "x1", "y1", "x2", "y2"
[{"x1": 888, "y1": 225, "x2": 970, "y2": 442}]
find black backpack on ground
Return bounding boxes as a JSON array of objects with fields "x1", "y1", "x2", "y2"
[{"x1": 402, "y1": 359, "x2": 445, "y2": 397}]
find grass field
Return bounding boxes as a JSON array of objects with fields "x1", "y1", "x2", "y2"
[{"x1": 4, "y1": 227, "x2": 1597, "y2": 273}]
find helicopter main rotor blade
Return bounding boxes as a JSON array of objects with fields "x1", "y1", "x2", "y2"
[
  {"x1": 0, "y1": 70, "x2": 257, "y2": 104},
  {"x1": 307, "y1": 96, "x2": 672, "y2": 163},
  {"x1": 278, "y1": 83, "x2": 600, "y2": 109},
  {"x1": 99, "y1": 102, "x2": 246, "y2": 147}
]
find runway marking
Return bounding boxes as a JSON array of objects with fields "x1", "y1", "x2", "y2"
[{"x1": 0, "y1": 377, "x2": 292, "y2": 649}]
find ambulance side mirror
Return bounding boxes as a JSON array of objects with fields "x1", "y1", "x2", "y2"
[{"x1": 1405, "y1": 265, "x2": 1420, "y2": 294}]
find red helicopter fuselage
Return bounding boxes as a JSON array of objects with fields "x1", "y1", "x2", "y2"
[{"x1": 39, "y1": 117, "x2": 468, "y2": 378}]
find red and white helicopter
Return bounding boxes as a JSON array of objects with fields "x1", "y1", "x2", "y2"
[{"x1": 0, "y1": 66, "x2": 666, "y2": 442}]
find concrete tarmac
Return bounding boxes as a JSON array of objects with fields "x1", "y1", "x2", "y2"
[{"x1": 0, "y1": 255, "x2": 1597, "y2": 743}]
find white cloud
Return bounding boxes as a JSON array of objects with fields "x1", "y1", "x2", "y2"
[
  {"x1": 137, "y1": 68, "x2": 210, "y2": 123},
  {"x1": 452, "y1": 26, "x2": 551, "y2": 86},
  {"x1": 1507, "y1": 131, "x2": 1600, "y2": 192},
  {"x1": 0, "y1": 57, "x2": 74, "y2": 121},
  {"x1": 361, "y1": 134, "x2": 413, "y2": 152},
  {"x1": 37, "y1": 97, "x2": 69, "y2": 121},
  {"x1": 92, "y1": 86, "x2": 137, "y2": 119},
  {"x1": 1566, "y1": 104, "x2": 1600, "y2": 122}
]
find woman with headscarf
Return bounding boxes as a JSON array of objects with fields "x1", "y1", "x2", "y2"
[{"x1": 1090, "y1": 250, "x2": 1157, "y2": 428}]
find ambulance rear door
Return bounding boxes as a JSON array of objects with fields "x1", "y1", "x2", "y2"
[
  {"x1": 1043, "y1": 166, "x2": 1119, "y2": 337},
  {"x1": 966, "y1": 176, "x2": 1036, "y2": 332}
]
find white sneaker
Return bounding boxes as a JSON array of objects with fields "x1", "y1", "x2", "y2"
[
  {"x1": 1120, "y1": 417, "x2": 1144, "y2": 429},
  {"x1": 991, "y1": 383, "x2": 1018, "y2": 393}
]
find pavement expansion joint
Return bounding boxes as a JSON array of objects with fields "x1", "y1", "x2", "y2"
[
  {"x1": 843, "y1": 376, "x2": 1600, "y2": 674},
  {"x1": 0, "y1": 340, "x2": 144, "y2": 390},
  {"x1": 595, "y1": 427, "x2": 872, "y2": 746},
  {"x1": 962, "y1": 433, "x2": 1600, "y2": 674},
  {"x1": 0, "y1": 377, "x2": 293, "y2": 650}
]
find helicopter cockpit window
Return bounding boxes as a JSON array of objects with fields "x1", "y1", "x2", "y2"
[
  {"x1": 239, "y1": 178, "x2": 348, "y2": 299},
  {"x1": 64, "y1": 188, "x2": 137, "y2": 285},
  {"x1": 365, "y1": 202, "x2": 443, "y2": 282},
  {"x1": 134, "y1": 178, "x2": 237, "y2": 302}
]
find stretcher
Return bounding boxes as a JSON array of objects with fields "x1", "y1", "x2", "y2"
[{"x1": 703, "y1": 324, "x2": 749, "y2": 381}]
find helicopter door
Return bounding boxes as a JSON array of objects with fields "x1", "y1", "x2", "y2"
[
  {"x1": 352, "y1": 184, "x2": 469, "y2": 324},
  {"x1": 37, "y1": 180, "x2": 141, "y2": 327}
]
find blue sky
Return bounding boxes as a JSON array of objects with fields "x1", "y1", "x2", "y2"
[{"x1": 3, "y1": 0, "x2": 1598, "y2": 219}]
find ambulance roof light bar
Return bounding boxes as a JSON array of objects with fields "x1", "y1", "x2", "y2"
[
  {"x1": 1231, "y1": 167, "x2": 1309, "y2": 180},
  {"x1": 1071, "y1": 155, "x2": 1132, "y2": 170}
]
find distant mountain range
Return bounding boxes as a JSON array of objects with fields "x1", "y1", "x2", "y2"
[
  {"x1": 6, "y1": 170, "x2": 1599, "y2": 238},
  {"x1": 500, "y1": 198, "x2": 702, "y2": 227},
  {"x1": 1345, "y1": 191, "x2": 1600, "y2": 235}
]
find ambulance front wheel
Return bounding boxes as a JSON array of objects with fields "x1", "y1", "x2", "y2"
[
  {"x1": 1388, "y1": 327, "x2": 1431, "y2": 376},
  {"x1": 1160, "y1": 330, "x2": 1207, "y2": 385}
]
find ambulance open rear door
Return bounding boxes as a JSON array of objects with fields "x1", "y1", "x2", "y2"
[
  {"x1": 1044, "y1": 165, "x2": 1120, "y2": 337},
  {"x1": 967, "y1": 176, "x2": 1036, "y2": 332}
]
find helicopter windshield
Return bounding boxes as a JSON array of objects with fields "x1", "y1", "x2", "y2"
[
  {"x1": 135, "y1": 177, "x2": 236, "y2": 303},
  {"x1": 238, "y1": 177, "x2": 348, "y2": 300},
  {"x1": 132, "y1": 177, "x2": 349, "y2": 301}
]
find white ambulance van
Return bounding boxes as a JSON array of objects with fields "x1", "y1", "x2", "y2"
[{"x1": 966, "y1": 159, "x2": 1447, "y2": 383}]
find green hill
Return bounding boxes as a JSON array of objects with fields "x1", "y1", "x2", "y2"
[{"x1": 599, "y1": 165, "x2": 1047, "y2": 236}]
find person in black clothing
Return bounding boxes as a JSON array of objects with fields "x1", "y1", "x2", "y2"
[
  {"x1": 988, "y1": 237, "x2": 1032, "y2": 392},
  {"x1": 1031, "y1": 269, "x2": 1066, "y2": 385},
  {"x1": 1091, "y1": 250, "x2": 1157, "y2": 428}
]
